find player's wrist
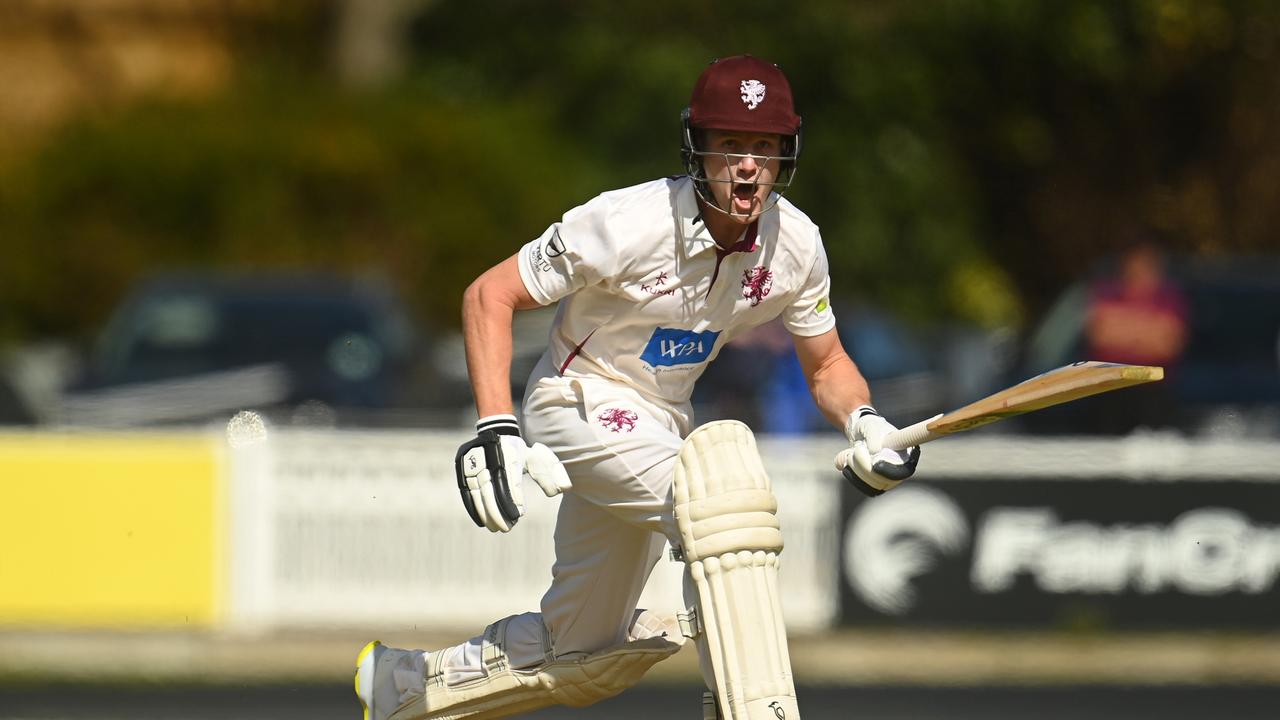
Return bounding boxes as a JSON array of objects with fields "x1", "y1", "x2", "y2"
[
  {"x1": 844, "y1": 405, "x2": 879, "y2": 442},
  {"x1": 476, "y1": 413, "x2": 521, "y2": 437}
]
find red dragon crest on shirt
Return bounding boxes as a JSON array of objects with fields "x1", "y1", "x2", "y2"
[
  {"x1": 741, "y1": 266, "x2": 773, "y2": 307},
  {"x1": 596, "y1": 408, "x2": 639, "y2": 433}
]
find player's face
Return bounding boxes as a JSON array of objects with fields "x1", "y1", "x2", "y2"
[{"x1": 699, "y1": 130, "x2": 784, "y2": 222}]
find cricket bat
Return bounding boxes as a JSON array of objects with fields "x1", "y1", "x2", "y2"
[{"x1": 881, "y1": 361, "x2": 1164, "y2": 451}]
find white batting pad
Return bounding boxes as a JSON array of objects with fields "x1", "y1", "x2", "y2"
[
  {"x1": 674, "y1": 420, "x2": 799, "y2": 720},
  {"x1": 389, "y1": 611, "x2": 682, "y2": 720}
]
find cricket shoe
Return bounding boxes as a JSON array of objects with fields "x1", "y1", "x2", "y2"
[{"x1": 355, "y1": 641, "x2": 425, "y2": 720}]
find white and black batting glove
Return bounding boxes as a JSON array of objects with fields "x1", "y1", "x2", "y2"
[
  {"x1": 454, "y1": 414, "x2": 572, "y2": 533},
  {"x1": 835, "y1": 405, "x2": 921, "y2": 497}
]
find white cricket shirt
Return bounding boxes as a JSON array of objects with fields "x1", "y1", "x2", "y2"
[{"x1": 516, "y1": 176, "x2": 835, "y2": 407}]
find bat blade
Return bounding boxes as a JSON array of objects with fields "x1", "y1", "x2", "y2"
[{"x1": 881, "y1": 361, "x2": 1164, "y2": 451}]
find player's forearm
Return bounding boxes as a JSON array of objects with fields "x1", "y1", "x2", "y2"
[
  {"x1": 806, "y1": 351, "x2": 872, "y2": 429},
  {"x1": 461, "y1": 277, "x2": 518, "y2": 418}
]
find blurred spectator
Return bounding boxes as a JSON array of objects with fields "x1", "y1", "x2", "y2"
[
  {"x1": 838, "y1": 303, "x2": 947, "y2": 424},
  {"x1": 1084, "y1": 239, "x2": 1189, "y2": 433},
  {"x1": 755, "y1": 322, "x2": 826, "y2": 435},
  {"x1": 699, "y1": 319, "x2": 823, "y2": 434},
  {"x1": 699, "y1": 306, "x2": 965, "y2": 436}
]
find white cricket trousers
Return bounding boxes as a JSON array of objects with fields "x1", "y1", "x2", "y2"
[{"x1": 430, "y1": 357, "x2": 693, "y2": 685}]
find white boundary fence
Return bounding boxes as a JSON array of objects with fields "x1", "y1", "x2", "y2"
[{"x1": 224, "y1": 429, "x2": 1280, "y2": 636}]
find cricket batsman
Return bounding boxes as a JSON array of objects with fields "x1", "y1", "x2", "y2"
[{"x1": 355, "y1": 54, "x2": 921, "y2": 719}]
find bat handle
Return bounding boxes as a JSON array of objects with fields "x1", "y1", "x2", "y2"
[{"x1": 881, "y1": 414, "x2": 944, "y2": 452}]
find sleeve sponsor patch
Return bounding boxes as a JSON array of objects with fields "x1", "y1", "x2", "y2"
[
  {"x1": 545, "y1": 228, "x2": 566, "y2": 257},
  {"x1": 527, "y1": 240, "x2": 553, "y2": 272}
]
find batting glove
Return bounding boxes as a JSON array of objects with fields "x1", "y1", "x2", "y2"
[
  {"x1": 454, "y1": 414, "x2": 572, "y2": 533},
  {"x1": 836, "y1": 405, "x2": 921, "y2": 497}
]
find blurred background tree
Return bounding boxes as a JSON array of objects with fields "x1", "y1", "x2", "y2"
[{"x1": 1, "y1": 0, "x2": 1278, "y2": 346}]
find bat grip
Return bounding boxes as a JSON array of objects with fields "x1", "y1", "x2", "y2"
[{"x1": 881, "y1": 414, "x2": 944, "y2": 452}]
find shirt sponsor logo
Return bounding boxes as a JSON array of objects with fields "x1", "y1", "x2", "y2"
[
  {"x1": 741, "y1": 266, "x2": 773, "y2": 306},
  {"x1": 545, "y1": 229, "x2": 566, "y2": 257},
  {"x1": 816, "y1": 296, "x2": 829, "y2": 313},
  {"x1": 528, "y1": 242, "x2": 552, "y2": 272},
  {"x1": 640, "y1": 327, "x2": 720, "y2": 368},
  {"x1": 640, "y1": 270, "x2": 675, "y2": 297}
]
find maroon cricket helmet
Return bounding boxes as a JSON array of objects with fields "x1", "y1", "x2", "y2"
[
  {"x1": 680, "y1": 55, "x2": 803, "y2": 217},
  {"x1": 686, "y1": 55, "x2": 801, "y2": 136}
]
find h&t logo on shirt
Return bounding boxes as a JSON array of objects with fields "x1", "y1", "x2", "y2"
[{"x1": 639, "y1": 327, "x2": 721, "y2": 368}]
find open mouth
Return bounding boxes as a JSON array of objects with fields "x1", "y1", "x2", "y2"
[{"x1": 731, "y1": 182, "x2": 756, "y2": 212}]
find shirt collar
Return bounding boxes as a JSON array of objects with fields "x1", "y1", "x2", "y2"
[
  {"x1": 676, "y1": 177, "x2": 718, "y2": 256},
  {"x1": 717, "y1": 221, "x2": 759, "y2": 257},
  {"x1": 675, "y1": 176, "x2": 764, "y2": 257}
]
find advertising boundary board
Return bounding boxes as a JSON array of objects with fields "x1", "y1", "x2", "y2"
[
  {"x1": 3, "y1": 428, "x2": 1277, "y2": 635},
  {"x1": 0, "y1": 432, "x2": 224, "y2": 628},
  {"x1": 839, "y1": 437, "x2": 1280, "y2": 629}
]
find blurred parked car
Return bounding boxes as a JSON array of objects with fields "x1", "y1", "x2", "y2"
[
  {"x1": 427, "y1": 304, "x2": 559, "y2": 422},
  {"x1": 60, "y1": 272, "x2": 450, "y2": 427},
  {"x1": 1015, "y1": 255, "x2": 1280, "y2": 437},
  {"x1": 0, "y1": 371, "x2": 36, "y2": 425},
  {"x1": 839, "y1": 303, "x2": 1015, "y2": 427}
]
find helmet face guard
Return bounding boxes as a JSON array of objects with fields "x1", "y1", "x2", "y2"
[{"x1": 680, "y1": 107, "x2": 802, "y2": 218}]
